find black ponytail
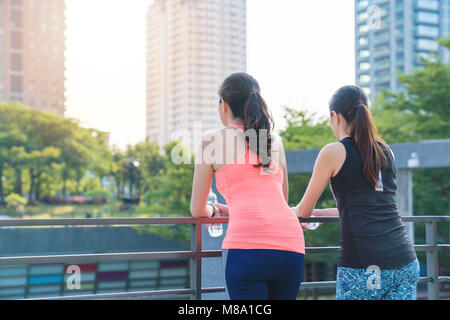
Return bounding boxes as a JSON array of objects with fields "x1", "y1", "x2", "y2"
[
  {"x1": 219, "y1": 73, "x2": 274, "y2": 168},
  {"x1": 329, "y1": 85, "x2": 389, "y2": 188}
]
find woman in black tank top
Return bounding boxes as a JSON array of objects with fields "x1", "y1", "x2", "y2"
[{"x1": 293, "y1": 85, "x2": 419, "y2": 300}]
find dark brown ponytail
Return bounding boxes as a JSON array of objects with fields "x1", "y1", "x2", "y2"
[
  {"x1": 218, "y1": 73, "x2": 274, "y2": 168},
  {"x1": 329, "y1": 85, "x2": 388, "y2": 188}
]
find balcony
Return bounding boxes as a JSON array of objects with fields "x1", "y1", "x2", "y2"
[
  {"x1": 373, "y1": 48, "x2": 391, "y2": 59},
  {"x1": 373, "y1": 60, "x2": 390, "y2": 71},
  {"x1": 0, "y1": 216, "x2": 448, "y2": 300}
]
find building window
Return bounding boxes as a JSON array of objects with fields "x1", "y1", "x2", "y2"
[
  {"x1": 358, "y1": 12, "x2": 369, "y2": 22},
  {"x1": 416, "y1": 11, "x2": 439, "y2": 24},
  {"x1": 358, "y1": 0, "x2": 370, "y2": 10},
  {"x1": 360, "y1": 62, "x2": 371, "y2": 70},
  {"x1": 11, "y1": 75, "x2": 22, "y2": 93},
  {"x1": 11, "y1": 0, "x2": 22, "y2": 7},
  {"x1": 11, "y1": 9, "x2": 22, "y2": 28},
  {"x1": 359, "y1": 24, "x2": 370, "y2": 33},
  {"x1": 416, "y1": 38, "x2": 439, "y2": 51},
  {"x1": 416, "y1": 0, "x2": 439, "y2": 11},
  {"x1": 359, "y1": 74, "x2": 371, "y2": 83},
  {"x1": 10, "y1": 53, "x2": 22, "y2": 71},
  {"x1": 10, "y1": 31, "x2": 22, "y2": 49},
  {"x1": 359, "y1": 37, "x2": 369, "y2": 46},
  {"x1": 416, "y1": 25, "x2": 439, "y2": 38},
  {"x1": 359, "y1": 50, "x2": 370, "y2": 58}
]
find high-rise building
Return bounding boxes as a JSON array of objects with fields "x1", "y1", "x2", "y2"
[
  {"x1": 146, "y1": 0, "x2": 247, "y2": 148},
  {"x1": 0, "y1": 0, "x2": 66, "y2": 116},
  {"x1": 355, "y1": 0, "x2": 449, "y2": 102}
]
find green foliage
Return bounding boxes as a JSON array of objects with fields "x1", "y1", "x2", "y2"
[
  {"x1": 144, "y1": 140, "x2": 194, "y2": 217},
  {"x1": 373, "y1": 37, "x2": 449, "y2": 217},
  {"x1": 373, "y1": 50, "x2": 450, "y2": 142},
  {"x1": 5, "y1": 193, "x2": 27, "y2": 209},
  {"x1": 280, "y1": 107, "x2": 335, "y2": 150},
  {"x1": 280, "y1": 108, "x2": 340, "y2": 263},
  {"x1": 119, "y1": 140, "x2": 194, "y2": 243},
  {"x1": 86, "y1": 187, "x2": 113, "y2": 200},
  {"x1": 0, "y1": 103, "x2": 111, "y2": 205}
]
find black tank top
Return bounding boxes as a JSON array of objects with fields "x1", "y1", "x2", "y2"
[{"x1": 330, "y1": 137, "x2": 416, "y2": 269}]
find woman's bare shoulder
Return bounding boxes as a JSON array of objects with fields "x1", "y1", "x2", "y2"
[{"x1": 316, "y1": 141, "x2": 346, "y2": 164}]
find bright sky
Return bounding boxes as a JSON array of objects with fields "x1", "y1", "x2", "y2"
[{"x1": 65, "y1": 0, "x2": 355, "y2": 149}]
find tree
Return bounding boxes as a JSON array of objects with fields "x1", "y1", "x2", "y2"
[
  {"x1": 144, "y1": 141, "x2": 194, "y2": 216},
  {"x1": 372, "y1": 37, "x2": 450, "y2": 217},
  {"x1": 130, "y1": 140, "x2": 194, "y2": 244},
  {"x1": 0, "y1": 102, "x2": 110, "y2": 203},
  {"x1": 110, "y1": 146, "x2": 127, "y2": 199},
  {"x1": 26, "y1": 147, "x2": 61, "y2": 205},
  {"x1": 0, "y1": 103, "x2": 30, "y2": 199},
  {"x1": 373, "y1": 38, "x2": 450, "y2": 142},
  {"x1": 280, "y1": 107, "x2": 335, "y2": 151}
]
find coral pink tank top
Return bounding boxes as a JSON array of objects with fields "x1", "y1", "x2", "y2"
[{"x1": 215, "y1": 125, "x2": 305, "y2": 254}]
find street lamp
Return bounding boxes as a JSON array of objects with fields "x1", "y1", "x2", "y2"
[
  {"x1": 124, "y1": 158, "x2": 141, "y2": 208},
  {"x1": 402, "y1": 152, "x2": 420, "y2": 245},
  {"x1": 407, "y1": 152, "x2": 420, "y2": 168}
]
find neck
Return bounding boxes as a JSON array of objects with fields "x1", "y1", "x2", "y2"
[
  {"x1": 337, "y1": 128, "x2": 351, "y2": 141},
  {"x1": 227, "y1": 118, "x2": 244, "y2": 127}
]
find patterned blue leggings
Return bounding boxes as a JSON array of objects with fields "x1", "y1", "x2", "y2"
[{"x1": 336, "y1": 259, "x2": 420, "y2": 300}]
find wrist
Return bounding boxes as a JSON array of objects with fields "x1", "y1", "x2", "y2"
[{"x1": 207, "y1": 204, "x2": 218, "y2": 217}]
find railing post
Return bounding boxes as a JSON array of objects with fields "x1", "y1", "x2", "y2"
[
  {"x1": 426, "y1": 221, "x2": 439, "y2": 300},
  {"x1": 397, "y1": 169, "x2": 415, "y2": 244},
  {"x1": 190, "y1": 221, "x2": 202, "y2": 300}
]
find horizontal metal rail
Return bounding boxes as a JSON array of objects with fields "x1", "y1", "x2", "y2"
[
  {"x1": 0, "y1": 215, "x2": 448, "y2": 227},
  {"x1": 30, "y1": 287, "x2": 227, "y2": 301},
  {"x1": 0, "y1": 216, "x2": 448, "y2": 300}
]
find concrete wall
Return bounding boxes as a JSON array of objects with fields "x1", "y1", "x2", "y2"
[{"x1": 0, "y1": 226, "x2": 189, "y2": 256}]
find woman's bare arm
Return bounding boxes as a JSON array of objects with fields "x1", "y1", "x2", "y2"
[
  {"x1": 190, "y1": 134, "x2": 215, "y2": 218},
  {"x1": 312, "y1": 208, "x2": 339, "y2": 217},
  {"x1": 294, "y1": 142, "x2": 345, "y2": 219},
  {"x1": 274, "y1": 134, "x2": 289, "y2": 202}
]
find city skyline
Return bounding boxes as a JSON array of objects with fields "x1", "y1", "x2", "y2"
[
  {"x1": 355, "y1": 0, "x2": 450, "y2": 102},
  {"x1": 65, "y1": 0, "x2": 356, "y2": 149}
]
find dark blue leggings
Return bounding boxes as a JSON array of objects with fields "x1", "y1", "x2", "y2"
[{"x1": 223, "y1": 249, "x2": 304, "y2": 300}]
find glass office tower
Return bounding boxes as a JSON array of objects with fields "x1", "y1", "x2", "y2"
[{"x1": 355, "y1": 0, "x2": 449, "y2": 102}]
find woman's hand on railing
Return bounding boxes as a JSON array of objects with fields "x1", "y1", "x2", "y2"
[
  {"x1": 214, "y1": 203, "x2": 230, "y2": 217},
  {"x1": 203, "y1": 203, "x2": 228, "y2": 231},
  {"x1": 300, "y1": 215, "x2": 323, "y2": 231},
  {"x1": 312, "y1": 208, "x2": 339, "y2": 217}
]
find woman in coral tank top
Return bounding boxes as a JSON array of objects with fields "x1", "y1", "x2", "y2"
[{"x1": 190, "y1": 73, "x2": 305, "y2": 300}]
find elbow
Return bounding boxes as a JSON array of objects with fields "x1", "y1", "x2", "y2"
[
  {"x1": 190, "y1": 203, "x2": 199, "y2": 219},
  {"x1": 297, "y1": 204, "x2": 312, "y2": 219},
  {"x1": 299, "y1": 212, "x2": 311, "y2": 220},
  {"x1": 190, "y1": 203, "x2": 209, "y2": 219}
]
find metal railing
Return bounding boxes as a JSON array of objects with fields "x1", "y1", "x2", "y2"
[{"x1": 0, "y1": 216, "x2": 449, "y2": 300}]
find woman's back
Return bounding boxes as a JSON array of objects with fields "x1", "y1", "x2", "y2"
[
  {"x1": 331, "y1": 136, "x2": 416, "y2": 269},
  {"x1": 190, "y1": 72, "x2": 305, "y2": 300},
  {"x1": 213, "y1": 125, "x2": 305, "y2": 254}
]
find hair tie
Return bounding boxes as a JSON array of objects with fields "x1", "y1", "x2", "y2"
[{"x1": 355, "y1": 101, "x2": 364, "y2": 108}]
